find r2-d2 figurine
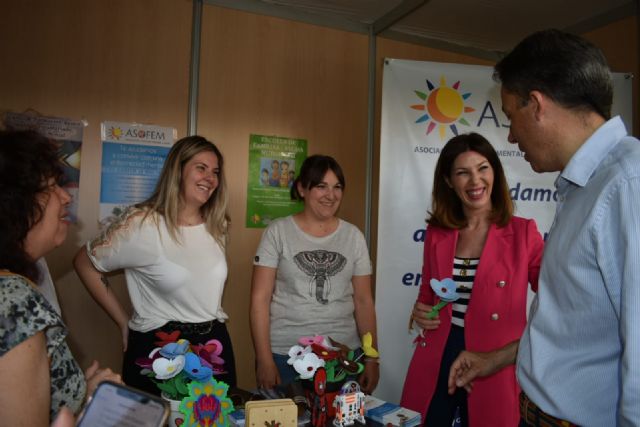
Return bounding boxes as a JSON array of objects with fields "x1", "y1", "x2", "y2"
[{"x1": 333, "y1": 381, "x2": 365, "y2": 427}]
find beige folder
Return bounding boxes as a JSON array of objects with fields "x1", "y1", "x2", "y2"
[{"x1": 245, "y1": 398, "x2": 298, "y2": 427}]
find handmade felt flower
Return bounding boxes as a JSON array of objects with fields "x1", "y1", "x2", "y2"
[
  {"x1": 311, "y1": 343, "x2": 340, "y2": 360},
  {"x1": 287, "y1": 345, "x2": 311, "y2": 365},
  {"x1": 424, "y1": 278, "x2": 461, "y2": 319},
  {"x1": 140, "y1": 336, "x2": 228, "y2": 401},
  {"x1": 192, "y1": 339, "x2": 225, "y2": 368},
  {"x1": 328, "y1": 337, "x2": 352, "y2": 359},
  {"x1": 135, "y1": 347, "x2": 163, "y2": 370},
  {"x1": 430, "y1": 278, "x2": 460, "y2": 302},
  {"x1": 152, "y1": 354, "x2": 186, "y2": 380},
  {"x1": 154, "y1": 330, "x2": 181, "y2": 347},
  {"x1": 179, "y1": 378, "x2": 234, "y2": 427},
  {"x1": 338, "y1": 358, "x2": 362, "y2": 375},
  {"x1": 160, "y1": 339, "x2": 191, "y2": 359},
  {"x1": 320, "y1": 336, "x2": 338, "y2": 350},
  {"x1": 361, "y1": 332, "x2": 379, "y2": 358},
  {"x1": 184, "y1": 352, "x2": 213, "y2": 382},
  {"x1": 298, "y1": 335, "x2": 325, "y2": 347},
  {"x1": 293, "y1": 352, "x2": 325, "y2": 379}
]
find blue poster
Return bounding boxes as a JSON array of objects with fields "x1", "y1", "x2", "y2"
[{"x1": 99, "y1": 121, "x2": 175, "y2": 223}]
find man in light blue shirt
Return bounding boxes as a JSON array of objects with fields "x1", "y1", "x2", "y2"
[{"x1": 447, "y1": 29, "x2": 640, "y2": 426}]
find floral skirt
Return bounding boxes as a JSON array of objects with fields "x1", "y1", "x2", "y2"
[{"x1": 121, "y1": 320, "x2": 237, "y2": 395}]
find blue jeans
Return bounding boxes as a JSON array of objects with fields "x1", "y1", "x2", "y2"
[{"x1": 273, "y1": 352, "x2": 299, "y2": 386}]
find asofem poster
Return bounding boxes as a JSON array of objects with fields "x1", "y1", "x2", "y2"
[{"x1": 99, "y1": 121, "x2": 176, "y2": 224}]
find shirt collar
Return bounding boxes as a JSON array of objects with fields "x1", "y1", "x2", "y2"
[{"x1": 559, "y1": 116, "x2": 627, "y2": 188}]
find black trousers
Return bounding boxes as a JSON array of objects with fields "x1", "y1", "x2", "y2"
[
  {"x1": 424, "y1": 325, "x2": 468, "y2": 427},
  {"x1": 121, "y1": 320, "x2": 237, "y2": 395}
]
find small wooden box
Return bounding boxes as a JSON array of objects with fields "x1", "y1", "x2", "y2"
[{"x1": 245, "y1": 398, "x2": 298, "y2": 427}]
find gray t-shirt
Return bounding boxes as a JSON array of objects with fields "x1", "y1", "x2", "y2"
[{"x1": 254, "y1": 215, "x2": 372, "y2": 354}]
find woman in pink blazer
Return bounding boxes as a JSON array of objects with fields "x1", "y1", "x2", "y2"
[{"x1": 400, "y1": 133, "x2": 543, "y2": 427}]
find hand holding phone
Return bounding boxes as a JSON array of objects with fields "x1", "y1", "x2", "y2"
[{"x1": 76, "y1": 381, "x2": 169, "y2": 427}]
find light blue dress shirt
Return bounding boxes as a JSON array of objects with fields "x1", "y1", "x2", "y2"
[{"x1": 517, "y1": 116, "x2": 640, "y2": 426}]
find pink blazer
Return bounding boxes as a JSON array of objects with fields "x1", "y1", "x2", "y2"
[{"x1": 400, "y1": 217, "x2": 543, "y2": 427}]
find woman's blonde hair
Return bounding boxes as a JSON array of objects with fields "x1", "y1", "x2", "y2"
[{"x1": 138, "y1": 135, "x2": 229, "y2": 247}]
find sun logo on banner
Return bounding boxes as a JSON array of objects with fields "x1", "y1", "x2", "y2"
[
  {"x1": 411, "y1": 76, "x2": 475, "y2": 140},
  {"x1": 106, "y1": 126, "x2": 123, "y2": 140}
]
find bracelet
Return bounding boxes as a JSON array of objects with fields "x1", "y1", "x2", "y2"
[{"x1": 364, "y1": 357, "x2": 380, "y2": 364}]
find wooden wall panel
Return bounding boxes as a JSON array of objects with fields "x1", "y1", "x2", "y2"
[
  {"x1": 584, "y1": 15, "x2": 639, "y2": 135},
  {"x1": 196, "y1": 5, "x2": 369, "y2": 389},
  {"x1": 0, "y1": 0, "x2": 192, "y2": 375}
]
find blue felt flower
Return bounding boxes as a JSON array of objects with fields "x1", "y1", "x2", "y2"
[
  {"x1": 184, "y1": 352, "x2": 213, "y2": 382},
  {"x1": 430, "y1": 278, "x2": 460, "y2": 302},
  {"x1": 159, "y1": 339, "x2": 191, "y2": 358}
]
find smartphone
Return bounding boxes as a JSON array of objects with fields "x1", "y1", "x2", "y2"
[{"x1": 76, "y1": 381, "x2": 169, "y2": 427}]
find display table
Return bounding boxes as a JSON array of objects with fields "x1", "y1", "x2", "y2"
[{"x1": 227, "y1": 387, "x2": 420, "y2": 427}]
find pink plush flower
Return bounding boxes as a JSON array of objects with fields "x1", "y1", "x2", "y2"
[
  {"x1": 298, "y1": 335, "x2": 325, "y2": 347},
  {"x1": 192, "y1": 339, "x2": 225, "y2": 368}
]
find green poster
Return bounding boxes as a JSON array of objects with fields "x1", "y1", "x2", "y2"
[{"x1": 246, "y1": 134, "x2": 307, "y2": 228}]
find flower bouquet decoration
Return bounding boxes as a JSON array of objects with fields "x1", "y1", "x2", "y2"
[
  {"x1": 288, "y1": 334, "x2": 365, "y2": 385},
  {"x1": 287, "y1": 332, "x2": 378, "y2": 421},
  {"x1": 135, "y1": 330, "x2": 233, "y2": 426}
]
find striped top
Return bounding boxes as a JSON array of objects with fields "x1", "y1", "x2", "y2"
[{"x1": 451, "y1": 257, "x2": 479, "y2": 328}]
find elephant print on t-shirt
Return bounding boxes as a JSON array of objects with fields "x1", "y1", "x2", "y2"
[{"x1": 294, "y1": 250, "x2": 346, "y2": 304}]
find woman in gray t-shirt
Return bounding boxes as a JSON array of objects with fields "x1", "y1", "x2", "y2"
[{"x1": 250, "y1": 155, "x2": 379, "y2": 394}]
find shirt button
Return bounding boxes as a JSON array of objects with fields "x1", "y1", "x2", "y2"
[
  {"x1": 491, "y1": 313, "x2": 499, "y2": 321},
  {"x1": 420, "y1": 341, "x2": 426, "y2": 348},
  {"x1": 497, "y1": 280, "x2": 506, "y2": 288}
]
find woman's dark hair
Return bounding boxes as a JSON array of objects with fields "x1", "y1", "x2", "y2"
[
  {"x1": 494, "y1": 29, "x2": 612, "y2": 120},
  {"x1": 428, "y1": 132, "x2": 513, "y2": 229},
  {"x1": 0, "y1": 129, "x2": 63, "y2": 281},
  {"x1": 290, "y1": 155, "x2": 345, "y2": 201}
]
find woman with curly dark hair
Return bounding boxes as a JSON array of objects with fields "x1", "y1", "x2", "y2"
[{"x1": 0, "y1": 129, "x2": 119, "y2": 424}]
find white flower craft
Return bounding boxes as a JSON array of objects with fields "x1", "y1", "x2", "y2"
[{"x1": 293, "y1": 352, "x2": 326, "y2": 379}]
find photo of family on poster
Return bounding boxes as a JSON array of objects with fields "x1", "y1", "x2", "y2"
[{"x1": 260, "y1": 158, "x2": 295, "y2": 189}]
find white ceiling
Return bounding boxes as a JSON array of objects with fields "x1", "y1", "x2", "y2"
[{"x1": 205, "y1": 0, "x2": 638, "y2": 60}]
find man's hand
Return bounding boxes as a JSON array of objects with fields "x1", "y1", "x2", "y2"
[
  {"x1": 447, "y1": 340, "x2": 520, "y2": 394},
  {"x1": 447, "y1": 350, "x2": 495, "y2": 394}
]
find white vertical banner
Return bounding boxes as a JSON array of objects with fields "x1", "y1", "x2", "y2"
[{"x1": 375, "y1": 58, "x2": 633, "y2": 403}]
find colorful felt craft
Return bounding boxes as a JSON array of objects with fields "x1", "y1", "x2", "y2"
[
  {"x1": 135, "y1": 330, "x2": 227, "y2": 401},
  {"x1": 179, "y1": 378, "x2": 234, "y2": 427}
]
